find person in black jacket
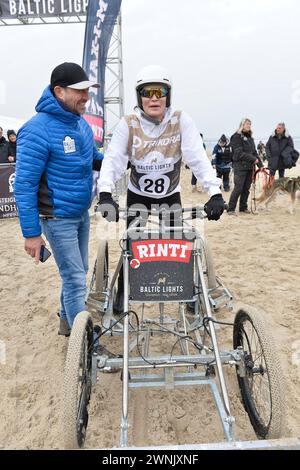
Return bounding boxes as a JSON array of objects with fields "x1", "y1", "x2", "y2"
[
  {"x1": 0, "y1": 126, "x2": 9, "y2": 163},
  {"x1": 212, "y1": 134, "x2": 233, "y2": 192},
  {"x1": 0, "y1": 126, "x2": 6, "y2": 144},
  {"x1": 228, "y1": 118, "x2": 262, "y2": 215},
  {"x1": 266, "y1": 123, "x2": 296, "y2": 178},
  {"x1": 7, "y1": 130, "x2": 17, "y2": 163}
]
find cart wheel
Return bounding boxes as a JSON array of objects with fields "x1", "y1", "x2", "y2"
[
  {"x1": 95, "y1": 239, "x2": 109, "y2": 294},
  {"x1": 200, "y1": 237, "x2": 217, "y2": 289},
  {"x1": 63, "y1": 311, "x2": 94, "y2": 449},
  {"x1": 233, "y1": 304, "x2": 285, "y2": 439}
]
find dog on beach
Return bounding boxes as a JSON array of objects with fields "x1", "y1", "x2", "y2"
[{"x1": 254, "y1": 176, "x2": 300, "y2": 214}]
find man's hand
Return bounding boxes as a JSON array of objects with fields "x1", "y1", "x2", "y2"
[
  {"x1": 8, "y1": 156, "x2": 15, "y2": 163},
  {"x1": 255, "y1": 158, "x2": 263, "y2": 169},
  {"x1": 25, "y1": 236, "x2": 46, "y2": 264},
  {"x1": 204, "y1": 194, "x2": 225, "y2": 221},
  {"x1": 96, "y1": 192, "x2": 119, "y2": 222}
]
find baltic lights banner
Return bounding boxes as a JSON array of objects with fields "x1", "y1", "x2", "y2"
[
  {"x1": 0, "y1": 0, "x2": 88, "y2": 18},
  {"x1": 129, "y1": 238, "x2": 195, "y2": 302},
  {"x1": 82, "y1": 0, "x2": 122, "y2": 145}
]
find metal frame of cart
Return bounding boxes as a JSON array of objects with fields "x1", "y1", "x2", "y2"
[{"x1": 63, "y1": 206, "x2": 286, "y2": 449}]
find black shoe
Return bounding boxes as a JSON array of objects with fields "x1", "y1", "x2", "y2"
[
  {"x1": 57, "y1": 312, "x2": 71, "y2": 337},
  {"x1": 240, "y1": 209, "x2": 251, "y2": 214}
]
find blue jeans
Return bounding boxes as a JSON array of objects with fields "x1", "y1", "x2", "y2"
[{"x1": 40, "y1": 211, "x2": 90, "y2": 328}]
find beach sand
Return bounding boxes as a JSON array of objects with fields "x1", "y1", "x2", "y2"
[{"x1": 0, "y1": 164, "x2": 299, "y2": 449}]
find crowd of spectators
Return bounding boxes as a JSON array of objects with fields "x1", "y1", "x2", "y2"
[{"x1": 0, "y1": 126, "x2": 17, "y2": 164}]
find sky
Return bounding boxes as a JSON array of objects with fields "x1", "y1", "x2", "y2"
[{"x1": 1, "y1": 0, "x2": 300, "y2": 141}]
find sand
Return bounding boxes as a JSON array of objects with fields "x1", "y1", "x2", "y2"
[{"x1": 0, "y1": 164, "x2": 299, "y2": 449}]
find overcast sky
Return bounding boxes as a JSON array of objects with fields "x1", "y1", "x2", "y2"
[{"x1": 1, "y1": 0, "x2": 300, "y2": 141}]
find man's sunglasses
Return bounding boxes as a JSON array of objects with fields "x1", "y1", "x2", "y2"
[{"x1": 139, "y1": 86, "x2": 168, "y2": 99}]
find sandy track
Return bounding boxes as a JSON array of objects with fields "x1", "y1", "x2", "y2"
[{"x1": 0, "y1": 164, "x2": 299, "y2": 449}]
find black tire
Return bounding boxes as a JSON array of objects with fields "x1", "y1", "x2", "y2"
[
  {"x1": 95, "y1": 239, "x2": 109, "y2": 294},
  {"x1": 63, "y1": 311, "x2": 94, "y2": 449},
  {"x1": 233, "y1": 304, "x2": 285, "y2": 439},
  {"x1": 200, "y1": 237, "x2": 217, "y2": 289}
]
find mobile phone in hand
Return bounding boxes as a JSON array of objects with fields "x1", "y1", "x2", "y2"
[{"x1": 40, "y1": 245, "x2": 52, "y2": 263}]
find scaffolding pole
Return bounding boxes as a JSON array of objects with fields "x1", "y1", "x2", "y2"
[
  {"x1": 0, "y1": 10, "x2": 124, "y2": 147},
  {"x1": 104, "y1": 12, "x2": 124, "y2": 147}
]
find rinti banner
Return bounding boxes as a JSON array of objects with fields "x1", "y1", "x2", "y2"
[
  {"x1": 129, "y1": 238, "x2": 195, "y2": 302},
  {"x1": 0, "y1": 0, "x2": 88, "y2": 18},
  {"x1": 82, "y1": 0, "x2": 122, "y2": 145}
]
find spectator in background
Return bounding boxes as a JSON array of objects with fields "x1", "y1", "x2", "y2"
[
  {"x1": 227, "y1": 118, "x2": 263, "y2": 215},
  {"x1": 0, "y1": 126, "x2": 6, "y2": 144},
  {"x1": 212, "y1": 134, "x2": 232, "y2": 192},
  {"x1": 266, "y1": 123, "x2": 297, "y2": 178},
  {"x1": 0, "y1": 126, "x2": 9, "y2": 163},
  {"x1": 7, "y1": 130, "x2": 17, "y2": 163},
  {"x1": 0, "y1": 127, "x2": 6, "y2": 144},
  {"x1": 257, "y1": 140, "x2": 266, "y2": 162}
]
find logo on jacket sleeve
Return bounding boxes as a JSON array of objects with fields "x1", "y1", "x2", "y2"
[{"x1": 63, "y1": 136, "x2": 76, "y2": 153}]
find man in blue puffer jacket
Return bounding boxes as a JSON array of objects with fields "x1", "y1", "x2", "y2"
[{"x1": 14, "y1": 62, "x2": 103, "y2": 336}]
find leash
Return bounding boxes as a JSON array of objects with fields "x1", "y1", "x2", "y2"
[{"x1": 251, "y1": 167, "x2": 273, "y2": 213}]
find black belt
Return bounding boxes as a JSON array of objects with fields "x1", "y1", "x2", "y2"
[{"x1": 40, "y1": 215, "x2": 55, "y2": 220}]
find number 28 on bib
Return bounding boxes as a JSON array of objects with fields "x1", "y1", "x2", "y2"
[{"x1": 139, "y1": 174, "x2": 170, "y2": 196}]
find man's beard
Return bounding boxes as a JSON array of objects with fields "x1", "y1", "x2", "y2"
[{"x1": 58, "y1": 98, "x2": 86, "y2": 115}]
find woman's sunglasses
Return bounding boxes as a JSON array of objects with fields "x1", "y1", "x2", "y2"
[{"x1": 139, "y1": 86, "x2": 168, "y2": 99}]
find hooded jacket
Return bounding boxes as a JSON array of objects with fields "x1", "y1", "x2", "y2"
[
  {"x1": 8, "y1": 140, "x2": 16, "y2": 160},
  {"x1": 266, "y1": 131, "x2": 295, "y2": 171},
  {"x1": 230, "y1": 131, "x2": 258, "y2": 171},
  {"x1": 14, "y1": 85, "x2": 103, "y2": 238},
  {"x1": 212, "y1": 138, "x2": 232, "y2": 170},
  {"x1": 0, "y1": 139, "x2": 8, "y2": 163}
]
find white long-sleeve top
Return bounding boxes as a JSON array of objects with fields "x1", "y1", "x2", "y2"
[{"x1": 98, "y1": 107, "x2": 221, "y2": 198}]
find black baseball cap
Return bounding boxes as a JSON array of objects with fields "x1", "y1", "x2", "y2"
[{"x1": 50, "y1": 62, "x2": 100, "y2": 90}]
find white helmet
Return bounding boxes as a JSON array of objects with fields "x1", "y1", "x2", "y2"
[{"x1": 135, "y1": 65, "x2": 172, "y2": 108}]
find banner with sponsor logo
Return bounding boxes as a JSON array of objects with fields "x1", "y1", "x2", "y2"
[
  {"x1": 82, "y1": 0, "x2": 122, "y2": 145},
  {"x1": 0, "y1": 164, "x2": 18, "y2": 218},
  {"x1": 0, "y1": 0, "x2": 88, "y2": 18},
  {"x1": 129, "y1": 237, "x2": 194, "y2": 302}
]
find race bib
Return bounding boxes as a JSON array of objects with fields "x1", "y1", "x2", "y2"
[{"x1": 139, "y1": 174, "x2": 170, "y2": 196}]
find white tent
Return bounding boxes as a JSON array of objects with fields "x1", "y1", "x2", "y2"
[{"x1": 0, "y1": 115, "x2": 27, "y2": 134}]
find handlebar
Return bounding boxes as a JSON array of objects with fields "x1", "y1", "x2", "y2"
[
  {"x1": 118, "y1": 206, "x2": 205, "y2": 216},
  {"x1": 95, "y1": 204, "x2": 228, "y2": 220}
]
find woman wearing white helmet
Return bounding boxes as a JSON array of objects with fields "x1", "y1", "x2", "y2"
[{"x1": 97, "y1": 65, "x2": 225, "y2": 312}]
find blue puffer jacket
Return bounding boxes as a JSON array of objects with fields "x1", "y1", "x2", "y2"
[{"x1": 14, "y1": 86, "x2": 103, "y2": 238}]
